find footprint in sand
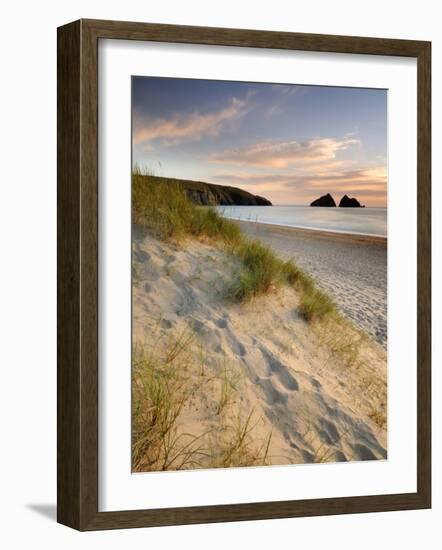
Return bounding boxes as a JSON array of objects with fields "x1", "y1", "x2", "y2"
[
  {"x1": 133, "y1": 249, "x2": 150, "y2": 263},
  {"x1": 330, "y1": 450, "x2": 348, "y2": 462},
  {"x1": 226, "y1": 331, "x2": 246, "y2": 357},
  {"x1": 259, "y1": 378, "x2": 288, "y2": 406},
  {"x1": 351, "y1": 444, "x2": 378, "y2": 461},
  {"x1": 171, "y1": 271, "x2": 186, "y2": 285},
  {"x1": 319, "y1": 418, "x2": 340, "y2": 442},
  {"x1": 310, "y1": 377, "x2": 322, "y2": 390},
  {"x1": 301, "y1": 450, "x2": 314, "y2": 463},
  {"x1": 215, "y1": 318, "x2": 247, "y2": 357},
  {"x1": 163, "y1": 254, "x2": 176, "y2": 264},
  {"x1": 260, "y1": 347, "x2": 299, "y2": 391},
  {"x1": 160, "y1": 318, "x2": 174, "y2": 329},
  {"x1": 136, "y1": 257, "x2": 160, "y2": 281},
  {"x1": 191, "y1": 319, "x2": 205, "y2": 333},
  {"x1": 193, "y1": 321, "x2": 224, "y2": 353}
]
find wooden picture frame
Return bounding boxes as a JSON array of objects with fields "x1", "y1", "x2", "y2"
[{"x1": 57, "y1": 18, "x2": 431, "y2": 531}]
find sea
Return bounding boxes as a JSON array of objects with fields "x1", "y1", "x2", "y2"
[{"x1": 215, "y1": 205, "x2": 387, "y2": 238}]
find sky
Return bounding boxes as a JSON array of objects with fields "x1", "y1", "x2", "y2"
[{"x1": 132, "y1": 76, "x2": 387, "y2": 206}]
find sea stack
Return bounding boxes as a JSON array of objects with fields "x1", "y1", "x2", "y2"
[
  {"x1": 339, "y1": 195, "x2": 364, "y2": 208},
  {"x1": 310, "y1": 193, "x2": 336, "y2": 207}
]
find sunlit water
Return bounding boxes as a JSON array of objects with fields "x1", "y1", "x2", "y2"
[{"x1": 215, "y1": 205, "x2": 387, "y2": 238}]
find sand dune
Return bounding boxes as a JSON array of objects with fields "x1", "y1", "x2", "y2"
[{"x1": 132, "y1": 225, "x2": 387, "y2": 469}]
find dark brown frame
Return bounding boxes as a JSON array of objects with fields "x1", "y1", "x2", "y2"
[{"x1": 57, "y1": 18, "x2": 431, "y2": 531}]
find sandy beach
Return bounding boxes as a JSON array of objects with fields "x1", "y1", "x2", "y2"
[
  {"x1": 132, "y1": 225, "x2": 387, "y2": 470},
  {"x1": 130, "y1": 74, "x2": 390, "y2": 473},
  {"x1": 236, "y1": 221, "x2": 387, "y2": 348}
]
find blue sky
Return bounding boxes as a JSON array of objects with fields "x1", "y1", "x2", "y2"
[{"x1": 132, "y1": 77, "x2": 387, "y2": 206}]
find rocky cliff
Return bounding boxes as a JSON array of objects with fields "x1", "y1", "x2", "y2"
[{"x1": 138, "y1": 175, "x2": 272, "y2": 206}]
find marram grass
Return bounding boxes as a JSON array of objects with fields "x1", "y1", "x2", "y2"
[
  {"x1": 132, "y1": 167, "x2": 335, "y2": 322},
  {"x1": 132, "y1": 332, "x2": 272, "y2": 472}
]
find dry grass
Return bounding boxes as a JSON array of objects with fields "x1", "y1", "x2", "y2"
[
  {"x1": 368, "y1": 407, "x2": 387, "y2": 429},
  {"x1": 216, "y1": 360, "x2": 241, "y2": 415},
  {"x1": 132, "y1": 333, "x2": 204, "y2": 472},
  {"x1": 132, "y1": 330, "x2": 272, "y2": 472},
  {"x1": 317, "y1": 314, "x2": 368, "y2": 369},
  {"x1": 206, "y1": 412, "x2": 273, "y2": 469}
]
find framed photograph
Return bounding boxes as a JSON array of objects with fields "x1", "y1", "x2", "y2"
[{"x1": 57, "y1": 19, "x2": 431, "y2": 530}]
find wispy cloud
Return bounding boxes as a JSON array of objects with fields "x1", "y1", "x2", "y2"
[
  {"x1": 133, "y1": 98, "x2": 248, "y2": 147},
  {"x1": 210, "y1": 136, "x2": 360, "y2": 168},
  {"x1": 265, "y1": 85, "x2": 304, "y2": 119},
  {"x1": 213, "y1": 167, "x2": 386, "y2": 188},
  {"x1": 212, "y1": 165, "x2": 387, "y2": 205}
]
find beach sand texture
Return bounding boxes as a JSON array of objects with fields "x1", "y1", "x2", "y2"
[
  {"x1": 236, "y1": 221, "x2": 387, "y2": 348},
  {"x1": 132, "y1": 226, "x2": 387, "y2": 470}
]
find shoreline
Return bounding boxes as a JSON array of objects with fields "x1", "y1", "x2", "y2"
[
  {"x1": 233, "y1": 219, "x2": 387, "y2": 246},
  {"x1": 235, "y1": 220, "x2": 387, "y2": 347},
  {"x1": 215, "y1": 206, "x2": 387, "y2": 240}
]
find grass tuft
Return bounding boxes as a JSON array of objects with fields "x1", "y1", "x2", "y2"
[
  {"x1": 207, "y1": 412, "x2": 273, "y2": 469},
  {"x1": 228, "y1": 240, "x2": 283, "y2": 300},
  {"x1": 298, "y1": 288, "x2": 336, "y2": 322}
]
